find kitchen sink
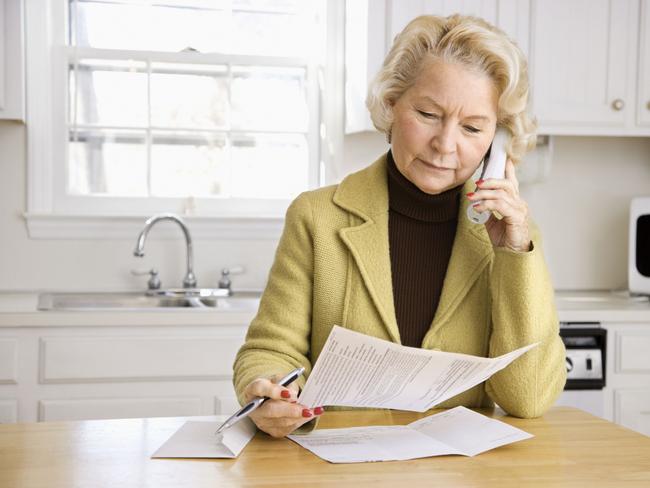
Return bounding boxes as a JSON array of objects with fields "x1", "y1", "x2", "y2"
[{"x1": 37, "y1": 290, "x2": 262, "y2": 311}]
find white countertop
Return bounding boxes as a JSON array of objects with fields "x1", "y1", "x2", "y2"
[
  {"x1": 555, "y1": 290, "x2": 650, "y2": 323},
  {"x1": 0, "y1": 290, "x2": 649, "y2": 327}
]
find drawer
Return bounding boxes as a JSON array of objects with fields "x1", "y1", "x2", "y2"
[
  {"x1": 614, "y1": 389, "x2": 650, "y2": 437},
  {"x1": 616, "y1": 332, "x2": 650, "y2": 373},
  {"x1": 39, "y1": 397, "x2": 203, "y2": 422},
  {"x1": 40, "y1": 335, "x2": 245, "y2": 383}
]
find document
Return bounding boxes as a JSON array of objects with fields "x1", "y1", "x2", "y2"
[
  {"x1": 299, "y1": 325, "x2": 537, "y2": 411},
  {"x1": 151, "y1": 417, "x2": 256, "y2": 459},
  {"x1": 288, "y1": 406, "x2": 533, "y2": 463}
]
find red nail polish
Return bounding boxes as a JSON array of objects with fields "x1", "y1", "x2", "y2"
[
  {"x1": 314, "y1": 406, "x2": 324, "y2": 415},
  {"x1": 476, "y1": 179, "x2": 484, "y2": 186},
  {"x1": 302, "y1": 409, "x2": 313, "y2": 418},
  {"x1": 466, "y1": 192, "x2": 475, "y2": 197},
  {"x1": 281, "y1": 389, "x2": 291, "y2": 399}
]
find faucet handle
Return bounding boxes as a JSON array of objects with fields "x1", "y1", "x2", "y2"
[
  {"x1": 223, "y1": 265, "x2": 245, "y2": 275},
  {"x1": 218, "y1": 266, "x2": 244, "y2": 293},
  {"x1": 131, "y1": 268, "x2": 162, "y2": 290}
]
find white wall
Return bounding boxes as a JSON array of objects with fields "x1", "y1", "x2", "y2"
[{"x1": 1, "y1": 121, "x2": 648, "y2": 292}]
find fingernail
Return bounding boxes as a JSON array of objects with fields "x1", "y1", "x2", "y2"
[
  {"x1": 466, "y1": 192, "x2": 475, "y2": 198},
  {"x1": 302, "y1": 409, "x2": 313, "y2": 418},
  {"x1": 280, "y1": 389, "x2": 291, "y2": 399},
  {"x1": 472, "y1": 203, "x2": 481, "y2": 208},
  {"x1": 314, "y1": 406, "x2": 324, "y2": 415},
  {"x1": 476, "y1": 179, "x2": 484, "y2": 186}
]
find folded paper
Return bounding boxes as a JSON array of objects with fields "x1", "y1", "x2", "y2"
[
  {"x1": 151, "y1": 417, "x2": 256, "y2": 459},
  {"x1": 288, "y1": 406, "x2": 533, "y2": 463}
]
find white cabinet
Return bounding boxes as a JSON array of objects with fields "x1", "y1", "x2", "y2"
[
  {"x1": 0, "y1": 323, "x2": 248, "y2": 423},
  {"x1": 0, "y1": 0, "x2": 24, "y2": 121},
  {"x1": 345, "y1": 0, "x2": 530, "y2": 133},
  {"x1": 347, "y1": 0, "x2": 650, "y2": 136},
  {"x1": 603, "y1": 325, "x2": 650, "y2": 436},
  {"x1": 531, "y1": 0, "x2": 649, "y2": 135}
]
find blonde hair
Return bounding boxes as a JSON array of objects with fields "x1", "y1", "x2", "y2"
[{"x1": 366, "y1": 14, "x2": 536, "y2": 163}]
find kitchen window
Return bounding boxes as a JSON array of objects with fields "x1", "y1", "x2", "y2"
[{"x1": 25, "y1": 0, "x2": 334, "y2": 238}]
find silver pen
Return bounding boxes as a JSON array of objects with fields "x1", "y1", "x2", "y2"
[{"x1": 215, "y1": 366, "x2": 305, "y2": 435}]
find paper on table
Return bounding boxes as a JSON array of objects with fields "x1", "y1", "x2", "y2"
[
  {"x1": 151, "y1": 417, "x2": 256, "y2": 459},
  {"x1": 299, "y1": 325, "x2": 538, "y2": 412},
  {"x1": 288, "y1": 406, "x2": 533, "y2": 463}
]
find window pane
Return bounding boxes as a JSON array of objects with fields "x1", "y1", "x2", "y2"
[
  {"x1": 69, "y1": 129, "x2": 148, "y2": 196},
  {"x1": 150, "y1": 64, "x2": 228, "y2": 130},
  {"x1": 231, "y1": 134, "x2": 308, "y2": 199},
  {"x1": 69, "y1": 60, "x2": 148, "y2": 127},
  {"x1": 73, "y1": 2, "x2": 229, "y2": 53},
  {"x1": 71, "y1": 1, "x2": 312, "y2": 56},
  {"x1": 231, "y1": 67, "x2": 308, "y2": 132},
  {"x1": 231, "y1": 11, "x2": 310, "y2": 56},
  {"x1": 150, "y1": 132, "x2": 228, "y2": 197}
]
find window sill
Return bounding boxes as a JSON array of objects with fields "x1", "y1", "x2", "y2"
[{"x1": 24, "y1": 213, "x2": 285, "y2": 240}]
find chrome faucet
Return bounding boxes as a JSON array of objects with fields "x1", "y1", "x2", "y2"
[{"x1": 133, "y1": 213, "x2": 197, "y2": 288}]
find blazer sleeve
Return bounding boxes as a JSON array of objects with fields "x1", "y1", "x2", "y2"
[
  {"x1": 232, "y1": 192, "x2": 315, "y2": 406},
  {"x1": 484, "y1": 221, "x2": 567, "y2": 418}
]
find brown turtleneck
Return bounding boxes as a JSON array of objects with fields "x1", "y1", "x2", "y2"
[{"x1": 387, "y1": 151, "x2": 462, "y2": 348}]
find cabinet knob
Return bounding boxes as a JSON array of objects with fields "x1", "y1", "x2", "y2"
[{"x1": 611, "y1": 99, "x2": 625, "y2": 111}]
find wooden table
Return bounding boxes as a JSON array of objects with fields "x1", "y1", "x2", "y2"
[{"x1": 1, "y1": 407, "x2": 649, "y2": 487}]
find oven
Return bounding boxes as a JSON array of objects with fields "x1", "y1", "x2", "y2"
[{"x1": 554, "y1": 322, "x2": 607, "y2": 418}]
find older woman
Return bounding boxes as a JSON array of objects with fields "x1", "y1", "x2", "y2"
[{"x1": 233, "y1": 14, "x2": 566, "y2": 438}]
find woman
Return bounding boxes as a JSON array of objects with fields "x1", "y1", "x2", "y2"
[{"x1": 233, "y1": 14, "x2": 566, "y2": 438}]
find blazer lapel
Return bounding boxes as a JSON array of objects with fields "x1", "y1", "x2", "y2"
[{"x1": 333, "y1": 155, "x2": 401, "y2": 344}]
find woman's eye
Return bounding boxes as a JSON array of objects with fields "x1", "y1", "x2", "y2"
[
  {"x1": 417, "y1": 110, "x2": 439, "y2": 119},
  {"x1": 464, "y1": 125, "x2": 481, "y2": 133}
]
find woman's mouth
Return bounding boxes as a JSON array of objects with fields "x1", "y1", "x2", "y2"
[{"x1": 417, "y1": 158, "x2": 452, "y2": 171}]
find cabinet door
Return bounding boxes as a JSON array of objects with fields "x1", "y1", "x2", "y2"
[
  {"x1": 614, "y1": 389, "x2": 650, "y2": 437},
  {"x1": 638, "y1": 0, "x2": 650, "y2": 126},
  {"x1": 531, "y1": 0, "x2": 638, "y2": 133}
]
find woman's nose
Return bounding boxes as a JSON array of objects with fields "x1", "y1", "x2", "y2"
[{"x1": 431, "y1": 124, "x2": 457, "y2": 155}]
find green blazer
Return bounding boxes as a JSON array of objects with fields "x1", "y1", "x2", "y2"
[{"x1": 234, "y1": 154, "x2": 566, "y2": 418}]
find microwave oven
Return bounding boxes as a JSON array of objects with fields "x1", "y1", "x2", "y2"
[{"x1": 629, "y1": 197, "x2": 650, "y2": 295}]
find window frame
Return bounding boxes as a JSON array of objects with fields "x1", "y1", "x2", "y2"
[{"x1": 24, "y1": 0, "x2": 340, "y2": 239}]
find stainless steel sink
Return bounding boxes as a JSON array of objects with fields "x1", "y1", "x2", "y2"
[{"x1": 37, "y1": 290, "x2": 261, "y2": 311}]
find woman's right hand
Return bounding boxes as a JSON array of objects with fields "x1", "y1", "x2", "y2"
[{"x1": 242, "y1": 375, "x2": 323, "y2": 438}]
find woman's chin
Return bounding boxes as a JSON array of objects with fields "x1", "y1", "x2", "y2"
[{"x1": 410, "y1": 176, "x2": 450, "y2": 195}]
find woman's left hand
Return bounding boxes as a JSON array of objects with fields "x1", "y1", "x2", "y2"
[{"x1": 466, "y1": 159, "x2": 531, "y2": 252}]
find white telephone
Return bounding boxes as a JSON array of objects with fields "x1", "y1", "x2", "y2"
[{"x1": 466, "y1": 128, "x2": 510, "y2": 224}]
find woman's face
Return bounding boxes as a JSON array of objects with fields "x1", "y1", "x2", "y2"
[{"x1": 390, "y1": 59, "x2": 498, "y2": 194}]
